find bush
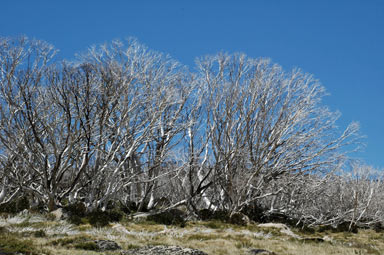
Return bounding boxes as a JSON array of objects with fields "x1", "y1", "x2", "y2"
[
  {"x1": 147, "y1": 209, "x2": 186, "y2": 226},
  {"x1": 198, "y1": 209, "x2": 230, "y2": 222},
  {"x1": 198, "y1": 209, "x2": 214, "y2": 220},
  {"x1": 229, "y1": 212, "x2": 250, "y2": 226},
  {"x1": 64, "y1": 202, "x2": 87, "y2": 217},
  {"x1": 68, "y1": 215, "x2": 85, "y2": 225},
  {"x1": 0, "y1": 234, "x2": 42, "y2": 255},
  {"x1": 64, "y1": 202, "x2": 87, "y2": 225},
  {"x1": 106, "y1": 208, "x2": 124, "y2": 222},
  {"x1": 33, "y1": 229, "x2": 47, "y2": 238},
  {"x1": 336, "y1": 222, "x2": 358, "y2": 233},
  {"x1": 0, "y1": 196, "x2": 30, "y2": 214},
  {"x1": 88, "y1": 210, "x2": 110, "y2": 227},
  {"x1": 74, "y1": 241, "x2": 98, "y2": 250},
  {"x1": 240, "y1": 204, "x2": 266, "y2": 222},
  {"x1": 373, "y1": 222, "x2": 383, "y2": 233}
]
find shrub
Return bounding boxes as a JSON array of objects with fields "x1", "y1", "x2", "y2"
[
  {"x1": 64, "y1": 202, "x2": 87, "y2": 217},
  {"x1": 64, "y1": 202, "x2": 87, "y2": 225},
  {"x1": 0, "y1": 234, "x2": 42, "y2": 255},
  {"x1": 198, "y1": 209, "x2": 230, "y2": 222},
  {"x1": 229, "y1": 212, "x2": 250, "y2": 226},
  {"x1": 199, "y1": 209, "x2": 213, "y2": 220},
  {"x1": 33, "y1": 229, "x2": 46, "y2": 238},
  {"x1": 88, "y1": 210, "x2": 110, "y2": 227},
  {"x1": 74, "y1": 241, "x2": 98, "y2": 250},
  {"x1": 0, "y1": 196, "x2": 30, "y2": 214},
  {"x1": 68, "y1": 215, "x2": 84, "y2": 225},
  {"x1": 373, "y1": 222, "x2": 383, "y2": 233},
  {"x1": 147, "y1": 209, "x2": 186, "y2": 227},
  {"x1": 106, "y1": 208, "x2": 124, "y2": 222},
  {"x1": 336, "y1": 222, "x2": 358, "y2": 233}
]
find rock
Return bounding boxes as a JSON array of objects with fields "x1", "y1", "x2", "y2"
[
  {"x1": 121, "y1": 245, "x2": 207, "y2": 255},
  {"x1": 258, "y1": 223, "x2": 288, "y2": 229},
  {"x1": 18, "y1": 209, "x2": 29, "y2": 216},
  {"x1": 323, "y1": 235, "x2": 333, "y2": 242},
  {"x1": 248, "y1": 248, "x2": 276, "y2": 255},
  {"x1": 132, "y1": 212, "x2": 152, "y2": 222},
  {"x1": 95, "y1": 240, "x2": 121, "y2": 251},
  {"x1": 112, "y1": 223, "x2": 130, "y2": 233},
  {"x1": 50, "y1": 208, "x2": 64, "y2": 220},
  {"x1": 258, "y1": 223, "x2": 300, "y2": 238}
]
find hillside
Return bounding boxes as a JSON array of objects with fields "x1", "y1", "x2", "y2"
[{"x1": 0, "y1": 211, "x2": 382, "y2": 255}]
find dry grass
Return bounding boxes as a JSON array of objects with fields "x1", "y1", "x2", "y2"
[{"x1": 0, "y1": 213, "x2": 383, "y2": 255}]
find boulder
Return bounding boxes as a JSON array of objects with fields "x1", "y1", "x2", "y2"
[
  {"x1": 50, "y1": 208, "x2": 64, "y2": 220},
  {"x1": 121, "y1": 245, "x2": 207, "y2": 255},
  {"x1": 258, "y1": 223, "x2": 300, "y2": 238}
]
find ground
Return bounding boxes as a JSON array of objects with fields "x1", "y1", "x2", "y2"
[{"x1": 0, "y1": 212, "x2": 382, "y2": 255}]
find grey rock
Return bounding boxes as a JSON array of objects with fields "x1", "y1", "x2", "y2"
[
  {"x1": 18, "y1": 209, "x2": 29, "y2": 216},
  {"x1": 50, "y1": 208, "x2": 64, "y2": 220},
  {"x1": 95, "y1": 240, "x2": 121, "y2": 251},
  {"x1": 258, "y1": 223, "x2": 300, "y2": 238},
  {"x1": 121, "y1": 245, "x2": 207, "y2": 255}
]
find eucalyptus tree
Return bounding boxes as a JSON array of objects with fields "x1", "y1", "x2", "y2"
[
  {"x1": 0, "y1": 36, "x2": 63, "y2": 209},
  {"x1": 196, "y1": 53, "x2": 360, "y2": 215},
  {"x1": 297, "y1": 163, "x2": 384, "y2": 227},
  {"x1": 70, "y1": 40, "x2": 197, "y2": 211},
  {"x1": 0, "y1": 36, "x2": 369, "y2": 224}
]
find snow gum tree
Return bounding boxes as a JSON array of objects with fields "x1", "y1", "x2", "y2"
[
  {"x1": 2, "y1": 36, "x2": 381, "y2": 229},
  {"x1": 196, "y1": 53, "x2": 360, "y2": 215}
]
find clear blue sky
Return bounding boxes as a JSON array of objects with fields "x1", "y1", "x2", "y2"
[{"x1": 1, "y1": 0, "x2": 383, "y2": 168}]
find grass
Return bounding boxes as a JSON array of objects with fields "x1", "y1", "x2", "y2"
[{"x1": 0, "y1": 213, "x2": 383, "y2": 255}]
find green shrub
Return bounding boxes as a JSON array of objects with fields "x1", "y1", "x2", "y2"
[
  {"x1": 68, "y1": 215, "x2": 84, "y2": 225},
  {"x1": 51, "y1": 235, "x2": 91, "y2": 247},
  {"x1": 64, "y1": 202, "x2": 87, "y2": 225},
  {"x1": 229, "y1": 212, "x2": 249, "y2": 226},
  {"x1": 0, "y1": 226, "x2": 8, "y2": 234},
  {"x1": 0, "y1": 234, "x2": 42, "y2": 255},
  {"x1": 88, "y1": 210, "x2": 110, "y2": 227},
  {"x1": 106, "y1": 208, "x2": 124, "y2": 222},
  {"x1": 33, "y1": 229, "x2": 46, "y2": 238},
  {"x1": 147, "y1": 209, "x2": 186, "y2": 227},
  {"x1": 336, "y1": 221, "x2": 358, "y2": 233},
  {"x1": 64, "y1": 202, "x2": 87, "y2": 217},
  {"x1": 199, "y1": 209, "x2": 213, "y2": 220},
  {"x1": 45, "y1": 212, "x2": 57, "y2": 221},
  {"x1": 373, "y1": 222, "x2": 383, "y2": 233},
  {"x1": 198, "y1": 209, "x2": 230, "y2": 222},
  {"x1": 74, "y1": 241, "x2": 98, "y2": 250},
  {"x1": 0, "y1": 196, "x2": 30, "y2": 214}
]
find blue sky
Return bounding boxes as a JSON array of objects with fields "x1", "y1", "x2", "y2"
[{"x1": 1, "y1": 0, "x2": 383, "y2": 168}]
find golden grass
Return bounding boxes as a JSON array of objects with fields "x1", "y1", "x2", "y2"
[{"x1": 0, "y1": 214, "x2": 383, "y2": 255}]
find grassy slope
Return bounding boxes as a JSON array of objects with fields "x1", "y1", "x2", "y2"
[{"x1": 0, "y1": 213, "x2": 383, "y2": 255}]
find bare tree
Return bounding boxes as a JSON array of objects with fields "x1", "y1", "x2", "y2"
[
  {"x1": 196, "y1": 53, "x2": 360, "y2": 215},
  {"x1": 0, "y1": 36, "x2": 60, "y2": 209},
  {"x1": 2, "y1": 36, "x2": 379, "y2": 230}
]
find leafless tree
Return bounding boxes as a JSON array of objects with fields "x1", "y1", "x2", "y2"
[
  {"x1": 196, "y1": 53, "x2": 360, "y2": 215},
  {"x1": 2, "y1": 36, "x2": 381, "y2": 229}
]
